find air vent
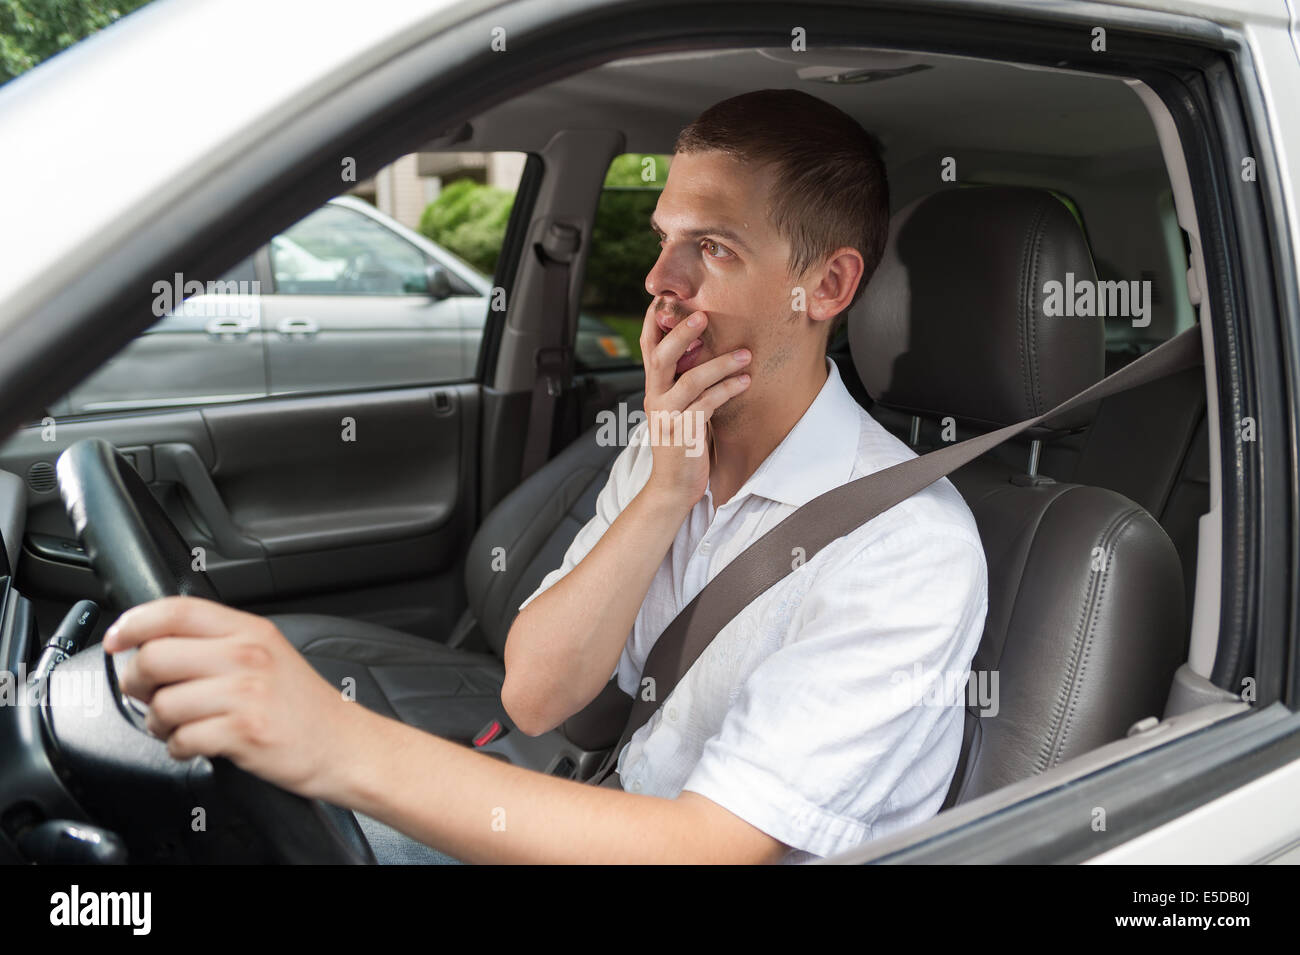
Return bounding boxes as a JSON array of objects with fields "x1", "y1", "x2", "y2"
[{"x1": 27, "y1": 461, "x2": 56, "y2": 494}]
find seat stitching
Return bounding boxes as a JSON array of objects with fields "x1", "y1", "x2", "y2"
[
  {"x1": 1034, "y1": 501, "x2": 1142, "y2": 772},
  {"x1": 1056, "y1": 509, "x2": 1143, "y2": 759},
  {"x1": 1016, "y1": 201, "x2": 1046, "y2": 418},
  {"x1": 1026, "y1": 198, "x2": 1050, "y2": 414}
]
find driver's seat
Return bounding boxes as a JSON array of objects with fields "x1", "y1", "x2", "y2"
[{"x1": 269, "y1": 422, "x2": 631, "y2": 743}]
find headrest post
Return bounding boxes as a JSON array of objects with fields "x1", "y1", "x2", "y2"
[
  {"x1": 908, "y1": 416, "x2": 921, "y2": 447},
  {"x1": 1026, "y1": 439, "x2": 1042, "y2": 478}
]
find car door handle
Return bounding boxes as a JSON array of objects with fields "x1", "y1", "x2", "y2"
[
  {"x1": 152, "y1": 443, "x2": 262, "y2": 560},
  {"x1": 205, "y1": 317, "x2": 254, "y2": 339},
  {"x1": 276, "y1": 317, "x2": 318, "y2": 338}
]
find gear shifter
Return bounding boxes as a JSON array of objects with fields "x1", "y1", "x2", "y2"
[{"x1": 28, "y1": 599, "x2": 100, "y2": 685}]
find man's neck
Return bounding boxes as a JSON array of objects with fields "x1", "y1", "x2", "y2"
[{"x1": 708, "y1": 352, "x2": 830, "y2": 508}]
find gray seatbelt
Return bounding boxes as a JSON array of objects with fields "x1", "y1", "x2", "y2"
[
  {"x1": 521, "y1": 222, "x2": 581, "y2": 478},
  {"x1": 587, "y1": 324, "x2": 1205, "y2": 787}
]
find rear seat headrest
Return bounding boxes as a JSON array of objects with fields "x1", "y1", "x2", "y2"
[{"x1": 849, "y1": 186, "x2": 1105, "y2": 435}]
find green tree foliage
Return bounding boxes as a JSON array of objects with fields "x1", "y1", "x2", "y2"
[
  {"x1": 585, "y1": 154, "x2": 671, "y2": 315},
  {"x1": 418, "y1": 177, "x2": 515, "y2": 276},
  {"x1": 1, "y1": 0, "x2": 153, "y2": 84},
  {"x1": 415, "y1": 153, "x2": 671, "y2": 303},
  {"x1": 602, "y1": 153, "x2": 670, "y2": 188},
  {"x1": 587, "y1": 189, "x2": 661, "y2": 315}
]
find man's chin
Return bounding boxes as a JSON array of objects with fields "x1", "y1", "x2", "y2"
[{"x1": 709, "y1": 388, "x2": 747, "y2": 430}]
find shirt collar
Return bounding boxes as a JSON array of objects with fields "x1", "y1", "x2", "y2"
[{"x1": 718, "y1": 357, "x2": 862, "y2": 510}]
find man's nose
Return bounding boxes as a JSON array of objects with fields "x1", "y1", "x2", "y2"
[{"x1": 645, "y1": 244, "x2": 693, "y2": 301}]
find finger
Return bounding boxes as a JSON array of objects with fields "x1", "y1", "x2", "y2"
[
  {"x1": 645, "y1": 311, "x2": 707, "y2": 397},
  {"x1": 667, "y1": 346, "x2": 751, "y2": 406},
  {"x1": 638, "y1": 300, "x2": 664, "y2": 376},
  {"x1": 121, "y1": 635, "x2": 270, "y2": 702},
  {"x1": 146, "y1": 673, "x2": 250, "y2": 738},
  {"x1": 164, "y1": 712, "x2": 242, "y2": 762},
  {"x1": 103, "y1": 595, "x2": 246, "y2": 653},
  {"x1": 687, "y1": 371, "x2": 752, "y2": 419}
]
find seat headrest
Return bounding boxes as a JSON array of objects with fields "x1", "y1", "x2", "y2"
[{"x1": 850, "y1": 186, "x2": 1105, "y2": 434}]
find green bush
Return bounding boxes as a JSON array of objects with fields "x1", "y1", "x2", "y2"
[
  {"x1": 418, "y1": 178, "x2": 515, "y2": 276},
  {"x1": 587, "y1": 189, "x2": 662, "y2": 315},
  {"x1": 584, "y1": 154, "x2": 671, "y2": 316},
  {"x1": 416, "y1": 154, "x2": 670, "y2": 301}
]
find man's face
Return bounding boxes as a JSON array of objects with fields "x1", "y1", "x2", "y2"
[{"x1": 645, "y1": 150, "x2": 810, "y2": 423}]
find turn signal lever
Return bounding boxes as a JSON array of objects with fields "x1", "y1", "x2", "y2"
[
  {"x1": 17, "y1": 820, "x2": 127, "y2": 864},
  {"x1": 28, "y1": 600, "x2": 100, "y2": 685}
]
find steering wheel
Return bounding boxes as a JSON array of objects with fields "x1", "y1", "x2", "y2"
[{"x1": 44, "y1": 437, "x2": 374, "y2": 863}]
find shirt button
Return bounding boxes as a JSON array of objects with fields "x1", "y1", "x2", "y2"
[
  {"x1": 629, "y1": 779, "x2": 643, "y2": 793},
  {"x1": 667, "y1": 706, "x2": 678, "y2": 723},
  {"x1": 699, "y1": 539, "x2": 712, "y2": 553}
]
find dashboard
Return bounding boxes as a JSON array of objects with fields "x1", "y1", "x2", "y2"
[{"x1": 0, "y1": 468, "x2": 37, "y2": 675}]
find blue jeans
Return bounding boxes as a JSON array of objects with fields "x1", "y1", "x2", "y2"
[{"x1": 354, "y1": 811, "x2": 464, "y2": 865}]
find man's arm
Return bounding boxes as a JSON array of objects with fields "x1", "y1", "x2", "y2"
[
  {"x1": 502, "y1": 484, "x2": 689, "y2": 735},
  {"x1": 501, "y1": 304, "x2": 751, "y2": 734},
  {"x1": 325, "y1": 700, "x2": 788, "y2": 864},
  {"x1": 103, "y1": 596, "x2": 788, "y2": 864}
]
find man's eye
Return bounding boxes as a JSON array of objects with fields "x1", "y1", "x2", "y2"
[{"x1": 703, "y1": 240, "x2": 732, "y2": 259}]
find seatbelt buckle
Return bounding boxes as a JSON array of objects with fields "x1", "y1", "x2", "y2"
[
  {"x1": 473, "y1": 719, "x2": 507, "y2": 748},
  {"x1": 535, "y1": 345, "x2": 572, "y2": 398}
]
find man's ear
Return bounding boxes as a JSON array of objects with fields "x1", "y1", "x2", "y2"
[{"x1": 802, "y1": 247, "x2": 865, "y2": 327}]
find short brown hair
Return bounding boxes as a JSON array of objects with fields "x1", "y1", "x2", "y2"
[{"x1": 674, "y1": 89, "x2": 890, "y2": 344}]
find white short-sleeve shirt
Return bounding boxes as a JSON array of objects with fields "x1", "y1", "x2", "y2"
[{"x1": 517, "y1": 358, "x2": 988, "y2": 863}]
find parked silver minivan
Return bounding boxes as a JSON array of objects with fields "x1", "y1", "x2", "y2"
[{"x1": 49, "y1": 195, "x2": 628, "y2": 415}]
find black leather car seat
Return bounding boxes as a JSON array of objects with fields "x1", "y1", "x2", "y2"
[
  {"x1": 271, "y1": 414, "x2": 630, "y2": 742},
  {"x1": 851, "y1": 186, "x2": 1188, "y2": 805}
]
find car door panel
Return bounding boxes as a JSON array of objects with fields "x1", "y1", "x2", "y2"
[
  {"x1": 0, "y1": 383, "x2": 478, "y2": 641},
  {"x1": 0, "y1": 408, "x2": 270, "y2": 604},
  {"x1": 199, "y1": 386, "x2": 466, "y2": 558}
]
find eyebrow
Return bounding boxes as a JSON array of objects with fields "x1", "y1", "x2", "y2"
[{"x1": 649, "y1": 215, "x2": 753, "y2": 255}]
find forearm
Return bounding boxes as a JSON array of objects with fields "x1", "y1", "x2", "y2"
[
  {"x1": 501, "y1": 484, "x2": 689, "y2": 733},
  {"x1": 329, "y1": 703, "x2": 721, "y2": 864}
]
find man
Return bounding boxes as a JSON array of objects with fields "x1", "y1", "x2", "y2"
[{"x1": 103, "y1": 89, "x2": 988, "y2": 865}]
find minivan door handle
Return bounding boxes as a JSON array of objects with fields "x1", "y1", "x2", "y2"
[
  {"x1": 276, "y1": 317, "x2": 319, "y2": 339},
  {"x1": 205, "y1": 317, "x2": 254, "y2": 340}
]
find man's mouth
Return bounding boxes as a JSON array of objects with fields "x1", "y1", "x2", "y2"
[{"x1": 675, "y1": 338, "x2": 704, "y2": 377}]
